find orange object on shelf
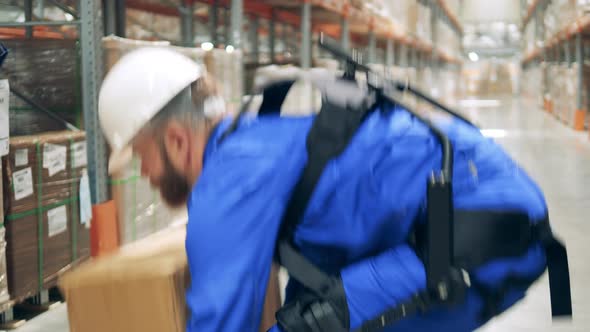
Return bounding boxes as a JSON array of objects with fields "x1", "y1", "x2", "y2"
[
  {"x1": 574, "y1": 109, "x2": 586, "y2": 131},
  {"x1": 90, "y1": 200, "x2": 120, "y2": 257}
]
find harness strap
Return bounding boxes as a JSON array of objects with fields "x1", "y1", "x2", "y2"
[{"x1": 352, "y1": 292, "x2": 432, "y2": 332}]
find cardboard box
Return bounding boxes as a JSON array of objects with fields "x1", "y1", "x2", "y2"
[
  {"x1": 61, "y1": 226, "x2": 282, "y2": 332},
  {"x1": 60, "y1": 227, "x2": 188, "y2": 332},
  {"x1": 1, "y1": 130, "x2": 89, "y2": 300}
]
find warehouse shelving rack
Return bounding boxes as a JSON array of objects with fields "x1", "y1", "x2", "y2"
[
  {"x1": 0, "y1": 1, "x2": 107, "y2": 205},
  {"x1": 521, "y1": 0, "x2": 589, "y2": 133},
  {"x1": 0, "y1": 0, "x2": 105, "y2": 322}
]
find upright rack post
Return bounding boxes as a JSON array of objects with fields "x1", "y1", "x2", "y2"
[
  {"x1": 575, "y1": 31, "x2": 585, "y2": 131},
  {"x1": 181, "y1": 1, "x2": 194, "y2": 47},
  {"x1": 230, "y1": 0, "x2": 243, "y2": 49},
  {"x1": 301, "y1": 1, "x2": 312, "y2": 69},
  {"x1": 368, "y1": 30, "x2": 376, "y2": 64},
  {"x1": 386, "y1": 39, "x2": 394, "y2": 67},
  {"x1": 25, "y1": 0, "x2": 33, "y2": 38},
  {"x1": 115, "y1": 0, "x2": 126, "y2": 37},
  {"x1": 250, "y1": 15, "x2": 260, "y2": 64},
  {"x1": 80, "y1": 0, "x2": 108, "y2": 204},
  {"x1": 269, "y1": 10, "x2": 276, "y2": 63},
  {"x1": 210, "y1": 0, "x2": 219, "y2": 45},
  {"x1": 341, "y1": 14, "x2": 350, "y2": 52}
]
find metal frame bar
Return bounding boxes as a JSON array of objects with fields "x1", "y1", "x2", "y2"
[
  {"x1": 115, "y1": 0, "x2": 126, "y2": 37},
  {"x1": 576, "y1": 32, "x2": 584, "y2": 111},
  {"x1": 301, "y1": 1, "x2": 311, "y2": 69},
  {"x1": 250, "y1": 15, "x2": 259, "y2": 63},
  {"x1": 386, "y1": 39, "x2": 394, "y2": 67},
  {"x1": 230, "y1": 0, "x2": 243, "y2": 48},
  {"x1": 282, "y1": 23, "x2": 289, "y2": 54},
  {"x1": 224, "y1": 6, "x2": 230, "y2": 45},
  {"x1": 269, "y1": 9, "x2": 276, "y2": 63},
  {"x1": 25, "y1": 0, "x2": 33, "y2": 37},
  {"x1": 368, "y1": 30, "x2": 376, "y2": 64},
  {"x1": 0, "y1": 20, "x2": 81, "y2": 27},
  {"x1": 341, "y1": 15, "x2": 349, "y2": 52},
  {"x1": 211, "y1": 0, "x2": 219, "y2": 45},
  {"x1": 180, "y1": 1, "x2": 194, "y2": 46},
  {"x1": 103, "y1": 0, "x2": 116, "y2": 35},
  {"x1": 80, "y1": 0, "x2": 108, "y2": 204}
]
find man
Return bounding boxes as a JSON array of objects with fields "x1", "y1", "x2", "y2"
[{"x1": 99, "y1": 48, "x2": 567, "y2": 331}]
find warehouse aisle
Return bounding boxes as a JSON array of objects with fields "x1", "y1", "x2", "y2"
[
  {"x1": 9, "y1": 95, "x2": 590, "y2": 332},
  {"x1": 465, "y1": 96, "x2": 589, "y2": 332}
]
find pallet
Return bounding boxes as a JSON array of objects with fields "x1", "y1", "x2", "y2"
[{"x1": 0, "y1": 286, "x2": 65, "y2": 330}]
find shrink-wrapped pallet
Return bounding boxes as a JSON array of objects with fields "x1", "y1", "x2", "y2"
[
  {"x1": 1, "y1": 131, "x2": 89, "y2": 300},
  {"x1": 0, "y1": 39, "x2": 79, "y2": 135},
  {"x1": 111, "y1": 158, "x2": 186, "y2": 245}
]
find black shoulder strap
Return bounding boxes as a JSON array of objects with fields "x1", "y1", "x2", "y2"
[{"x1": 276, "y1": 91, "x2": 374, "y2": 298}]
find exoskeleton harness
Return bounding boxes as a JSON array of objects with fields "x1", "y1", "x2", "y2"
[{"x1": 221, "y1": 40, "x2": 572, "y2": 332}]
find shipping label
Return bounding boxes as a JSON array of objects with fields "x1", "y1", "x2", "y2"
[
  {"x1": 43, "y1": 143, "x2": 67, "y2": 177},
  {"x1": 13, "y1": 167, "x2": 33, "y2": 200},
  {"x1": 71, "y1": 141, "x2": 87, "y2": 168},
  {"x1": 14, "y1": 149, "x2": 28, "y2": 167},
  {"x1": 47, "y1": 205, "x2": 68, "y2": 237}
]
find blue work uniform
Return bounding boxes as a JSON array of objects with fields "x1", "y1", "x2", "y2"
[{"x1": 184, "y1": 104, "x2": 547, "y2": 332}]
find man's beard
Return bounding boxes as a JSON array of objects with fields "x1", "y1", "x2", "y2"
[{"x1": 158, "y1": 147, "x2": 191, "y2": 208}]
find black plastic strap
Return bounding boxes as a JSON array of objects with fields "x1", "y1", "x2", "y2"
[
  {"x1": 278, "y1": 241, "x2": 337, "y2": 297},
  {"x1": 277, "y1": 96, "x2": 371, "y2": 241},
  {"x1": 352, "y1": 292, "x2": 432, "y2": 332},
  {"x1": 533, "y1": 219, "x2": 572, "y2": 317}
]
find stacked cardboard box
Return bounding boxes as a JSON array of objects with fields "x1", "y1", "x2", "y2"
[
  {"x1": 1, "y1": 131, "x2": 89, "y2": 300},
  {"x1": 382, "y1": 0, "x2": 416, "y2": 35}
]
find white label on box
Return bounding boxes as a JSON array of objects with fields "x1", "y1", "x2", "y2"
[
  {"x1": 0, "y1": 79, "x2": 9, "y2": 157},
  {"x1": 13, "y1": 167, "x2": 33, "y2": 200},
  {"x1": 79, "y1": 170, "x2": 92, "y2": 227},
  {"x1": 15, "y1": 149, "x2": 28, "y2": 167},
  {"x1": 43, "y1": 143, "x2": 67, "y2": 177},
  {"x1": 47, "y1": 205, "x2": 68, "y2": 237},
  {"x1": 71, "y1": 141, "x2": 87, "y2": 168}
]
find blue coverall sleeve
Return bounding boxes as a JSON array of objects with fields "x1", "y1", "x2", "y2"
[
  {"x1": 184, "y1": 153, "x2": 285, "y2": 332},
  {"x1": 340, "y1": 245, "x2": 427, "y2": 330}
]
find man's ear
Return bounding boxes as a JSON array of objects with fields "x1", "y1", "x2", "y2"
[{"x1": 163, "y1": 120, "x2": 190, "y2": 173}]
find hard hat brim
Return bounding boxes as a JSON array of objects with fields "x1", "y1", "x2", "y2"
[{"x1": 108, "y1": 145, "x2": 133, "y2": 175}]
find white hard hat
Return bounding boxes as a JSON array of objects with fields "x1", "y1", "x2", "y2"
[{"x1": 98, "y1": 47, "x2": 203, "y2": 174}]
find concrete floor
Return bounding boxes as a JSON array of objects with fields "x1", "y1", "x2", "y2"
[{"x1": 10, "y1": 96, "x2": 590, "y2": 331}]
